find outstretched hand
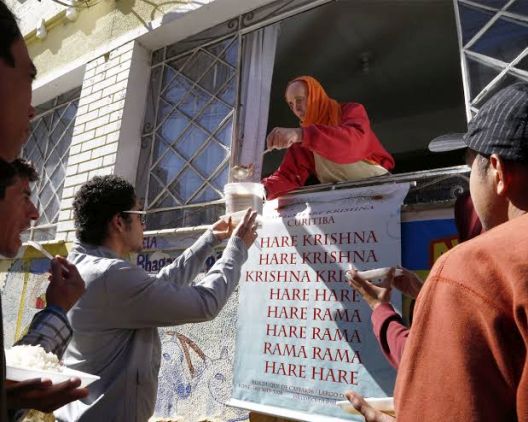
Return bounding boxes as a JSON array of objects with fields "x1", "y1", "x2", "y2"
[
  {"x1": 233, "y1": 208, "x2": 258, "y2": 249},
  {"x1": 346, "y1": 267, "x2": 393, "y2": 310},
  {"x1": 211, "y1": 216, "x2": 233, "y2": 241},
  {"x1": 344, "y1": 391, "x2": 396, "y2": 422},
  {"x1": 266, "y1": 127, "x2": 302, "y2": 150},
  {"x1": 6, "y1": 377, "x2": 88, "y2": 413}
]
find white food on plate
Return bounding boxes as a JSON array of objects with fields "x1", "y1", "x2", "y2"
[{"x1": 5, "y1": 345, "x2": 62, "y2": 372}]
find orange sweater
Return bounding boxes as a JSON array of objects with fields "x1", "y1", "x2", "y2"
[{"x1": 395, "y1": 213, "x2": 528, "y2": 421}]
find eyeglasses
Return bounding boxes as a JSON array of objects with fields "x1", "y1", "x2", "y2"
[{"x1": 121, "y1": 210, "x2": 147, "y2": 225}]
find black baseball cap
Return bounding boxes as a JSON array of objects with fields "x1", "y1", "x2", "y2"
[{"x1": 428, "y1": 82, "x2": 528, "y2": 161}]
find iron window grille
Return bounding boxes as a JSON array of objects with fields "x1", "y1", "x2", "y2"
[
  {"x1": 455, "y1": 0, "x2": 528, "y2": 117},
  {"x1": 22, "y1": 87, "x2": 81, "y2": 241},
  {"x1": 136, "y1": 0, "x2": 331, "y2": 231},
  {"x1": 137, "y1": 34, "x2": 241, "y2": 230}
]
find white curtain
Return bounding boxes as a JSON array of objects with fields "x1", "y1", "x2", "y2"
[{"x1": 237, "y1": 23, "x2": 280, "y2": 181}]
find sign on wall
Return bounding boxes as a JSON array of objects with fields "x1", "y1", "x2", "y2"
[
  {"x1": 399, "y1": 209, "x2": 458, "y2": 324},
  {"x1": 401, "y1": 209, "x2": 458, "y2": 275},
  {"x1": 229, "y1": 183, "x2": 409, "y2": 421}
]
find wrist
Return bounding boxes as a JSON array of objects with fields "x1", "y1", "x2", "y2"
[
  {"x1": 296, "y1": 128, "x2": 303, "y2": 143},
  {"x1": 205, "y1": 228, "x2": 221, "y2": 245},
  {"x1": 368, "y1": 299, "x2": 383, "y2": 311}
]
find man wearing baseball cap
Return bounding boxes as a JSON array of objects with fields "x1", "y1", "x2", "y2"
[{"x1": 346, "y1": 82, "x2": 528, "y2": 421}]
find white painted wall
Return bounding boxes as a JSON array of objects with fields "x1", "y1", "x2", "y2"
[{"x1": 5, "y1": 0, "x2": 65, "y2": 35}]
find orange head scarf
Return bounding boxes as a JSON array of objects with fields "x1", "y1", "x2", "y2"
[{"x1": 287, "y1": 76, "x2": 342, "y2": 128}]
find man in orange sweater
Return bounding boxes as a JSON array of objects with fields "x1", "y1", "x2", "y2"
[{"x1": 346, "y1": 82, "x2": 528, "y2": 421}]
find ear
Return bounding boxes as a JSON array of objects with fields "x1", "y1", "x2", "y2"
[
  {"x1": 109, "y1": 213, "x2": 126, "y2": 234},
  {"x1": 490, "y1": 154, "x2": 510, "y2": 197}
]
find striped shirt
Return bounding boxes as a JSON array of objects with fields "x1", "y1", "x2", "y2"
[
  {"x1": 15, "y1": 305, "x2": 73, "y2": 358},
  {"x1": 3, "y1": 305, "x2": 72, "y2": 421}
]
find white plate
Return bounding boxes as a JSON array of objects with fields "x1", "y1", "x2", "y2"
[
  {"x1": 6, "y1": 365, "x2": 100, "y2": 388},
  {"x1": 358, "y1": 268, "x2": 403, "y2": 280},
  {"x1": 346, "y1": 267, "x2": 403, "y2": 283},
  {"x1": 336, "y1": 397, "x2": 395, "y2": 415}
]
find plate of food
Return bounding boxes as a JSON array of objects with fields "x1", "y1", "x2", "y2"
[
  {"x1": 336, "y1": 397, "x2": 395, "y2": 416},
  {"x1": 346, "y1": 266, "x2": 403, "y2": 284},
  {"x1": 5, "y1": 345, "x2": 99, "y2": 388}
]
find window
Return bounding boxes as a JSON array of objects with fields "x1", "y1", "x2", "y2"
[
  {"x1": 456, "y1": 0, "x2": 528, "y2": 112},
  {"x1": 23, "y1": 87, "x2": 81, "y2": 241},
  {"x1": 263, "y1": 0, "x2": 469, "y2": 177},
  {"x1": 137, "y1": 36, "x2": 240, "y2": 230},
  {"x1": 137, "y1": 0, "x2": 524, "y2": 229},
  {"x1": 136, "y1": 0, "x2": 323, "y2": 231}
]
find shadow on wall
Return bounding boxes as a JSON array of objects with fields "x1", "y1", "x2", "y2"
[
  {"x1": 117, "y1": 0, "x2": 198, "y2": 29},
  {"x1": 28, "y1": 0, "x2": 207, "y2": 57}
]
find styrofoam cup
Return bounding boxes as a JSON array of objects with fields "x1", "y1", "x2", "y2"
[{"x1": 224, "y1": 182, "x2": 265, "y2": 216}]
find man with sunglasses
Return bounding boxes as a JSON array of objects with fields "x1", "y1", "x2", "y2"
[{"x1": 55, "y1": 175, "x2": 258, "y2": 421}]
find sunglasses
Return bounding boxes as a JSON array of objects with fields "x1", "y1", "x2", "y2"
[{"x1": 121, "y1": 210, "x2": 147, "y2": 225}]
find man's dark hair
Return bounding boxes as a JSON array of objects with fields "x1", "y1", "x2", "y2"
[
  {"x1": 472, "y1": 149, "x2": 528, "y2": 175},
  {"x1": 73, "y1": 175, "x2": 136, "y2": 245},
  {"x1": 0, "y1": 2, "x2": 22, "y2": 67},
  {"x1": 0, "y1": 158, "x2": 38, "y2": 199},
  {"x1": 0, "y1": 159, "x2": 15, "y2": 199},
  {"x1": 11, "y1": 158, "x2": 38, "y2": 181},
  {"x1": 474, "y1": 151, "x2": 490, "y2": 175}
]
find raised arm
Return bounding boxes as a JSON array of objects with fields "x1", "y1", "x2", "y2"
[
  {"x1": 153, "y1": 228, "x2": 221, "y2": 287},
  {"x1": 346, "y1": 267, "x2": 408, "y2": 369},
  {"x1": 17, "y1": 257, "x2": 85, "y2": 358},
  {"x1": 103, "y1": 210, "x2": 258, "y2": 328}
]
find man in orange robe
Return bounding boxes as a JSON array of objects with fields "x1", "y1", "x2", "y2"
[{"x1": 262, "y1": 76, "x2": 394, "y2": 199}]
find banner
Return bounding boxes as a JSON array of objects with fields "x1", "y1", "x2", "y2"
[
  {"x1": 230, "y1": 183, "x2": 409, "y2": 421},
  {"x1": 401, "y1": 209, "x2": 458, "y2": 275}
]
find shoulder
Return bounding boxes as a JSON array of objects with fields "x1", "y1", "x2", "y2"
[
  {"x1": 341, "y1": 102, "x2": 368, "y2": 118},
  {"x1": 429, "y1": 215, "x2": 528, "y2": 308},
  {"x1": 442, "y1": 214, "x2": 528, "y2": 266},
  {"x1": 68, "y1": 246, "x2": 134, "y2": 282}
]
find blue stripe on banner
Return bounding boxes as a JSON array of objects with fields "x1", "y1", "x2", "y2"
[{"x1": 401, "y1": 219, "x2": 458, "y2": 270}]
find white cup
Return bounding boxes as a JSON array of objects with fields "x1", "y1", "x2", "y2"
[{"x1": 223, "y1": 182, "x2": 266, "y2": 226}]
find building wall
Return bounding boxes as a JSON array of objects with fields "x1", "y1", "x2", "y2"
[
  {"x1": 9, "y1": 0, "x2": 274, "y2": 105},
  {"x1": 6, "y1": 0, "x2": 64, "y2": 35},
  {"x1": 56, "y1": 39, "x2": 150, "y2": 240},
  {"x1": 7, "y1": 0, "x2": 521, "y2": 420},
  {"x1": 7, "y1": 0, "x2": 214, "y2": 81}
]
